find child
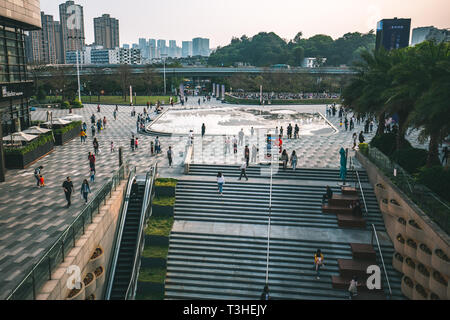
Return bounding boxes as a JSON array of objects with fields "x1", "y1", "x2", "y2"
[
  {"x1": 39, "y1": 174, "x2": 45, "y2": 187},
  {"x1": 135, "y1": 137, "x2": 139, "y2": 150},
  {"x1": 110, "y1": 141, "x2": 114, "y2": 153},
  {"x1": 90, "y1": 168, "x2": 95, "y2": 183}
]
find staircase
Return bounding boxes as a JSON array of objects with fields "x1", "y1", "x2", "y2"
[{"x1": 108, "y1": 184, "x2": 145, "y2": 300}]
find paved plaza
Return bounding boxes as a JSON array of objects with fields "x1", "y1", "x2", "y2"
[{"x1": 0, "y1": 97, "x2": 426, "y2": 298}]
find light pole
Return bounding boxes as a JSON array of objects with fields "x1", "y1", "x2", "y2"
[{"x1": 161, "y1": 54, "x2": 168, "y2": 95}]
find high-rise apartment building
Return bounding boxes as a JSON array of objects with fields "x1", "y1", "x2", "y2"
[
  {"x1": 28, "y1": 12, "x2": 63, "y2": 64},
  {"x1": 376, "y1": 18, "x2": 411, "y2": 51},
  {"x1": 192, "y1": 37, "x2": 210, "y2": 56},
  {"x1": 411, "y1": 26, "x2": 450, "y2": 46},
  {"x1": 94, "y1": 14, "x2": 119, "y2": 49},
  {"x1": 182, "y1": 41, "x2": 193, "y2": 58},
  {"x1": 59, "y1": 1, "x2": 85, "y2": 63}
]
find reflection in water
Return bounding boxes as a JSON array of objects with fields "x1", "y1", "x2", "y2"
[{"x1": 150, "y1": 106, "x2": 334, "y2": 136}]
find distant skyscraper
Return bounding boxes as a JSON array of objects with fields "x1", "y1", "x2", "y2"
[
  {"x1": 28, "y1": 12, "x2": 63, "y2": 64},
  {"x1": 192, "y1": 37, "x2": 210, "y2": 56},
  {"x1": 411, "y1": 26, "x2": 450, "y2": 46},
  {"x1": 157, "y1": 39, "x2": 167, "y2": 55},
  {"x1": 138, "y1": 38, "x2": 149, "y2": 59},
  {"x1": 182, "y1": 41, "x2": 193, "y2": 57},
  {"x1": 148, "y1": 39, "x2": 156, "y2": 59},
  {"x1": 123, "y1": 44, "x2": 130, "y2": 49},
  {"x1": 376, "y1": 18, "x2": 411, "y2": 50},
  {"x1": 94, "y1": 14, "x2": 119, "y2": 49},
  {"x1": 59, "y1": 1, "x2": 85, "y2": 63}
]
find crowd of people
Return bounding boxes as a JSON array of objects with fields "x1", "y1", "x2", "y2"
[{"x1": 231, "y1": 92, "x2": 340, "y2": 101}]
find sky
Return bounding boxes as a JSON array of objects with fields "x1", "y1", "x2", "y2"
[{"x1": 40, "y1": 0, "x2": 450, "y2": 48}]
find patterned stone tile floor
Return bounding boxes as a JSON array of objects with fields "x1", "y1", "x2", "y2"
[{"x1": 0, "y1": 97, "x2": 429, "y2": 299}]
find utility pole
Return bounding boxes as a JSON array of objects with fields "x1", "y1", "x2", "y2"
[{"x1": 161, "y1": 54, "x2": 168, "y2": 95}]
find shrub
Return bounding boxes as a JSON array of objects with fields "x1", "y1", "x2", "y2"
[
  {"x1": 391, "y1": 147, "x2": 428, "y2": 174},
  {"x1": 4, "y1": 133, "x2": 54, "y2": 156},
  {"x1": 370, "y1": 133, "x2": 411, "y2": 157},
  {"x1": 53, "y1": 121, "x2": 82, "y2": 135},
  {"x1": 72, "y1": 99, "x2": 83, "y2": 108},
  {"x1": 155, "y1": 178, "x2": 178, "y2": 187},
  {"x1": 62, "y1": 101, "x2": 70, "y2": 109},
  {"x1": 359, "y1": 143, "x2": 368, "y2": 155},
  {"x1": 417, "y1": 166, "x2": 450, "y2": 202}
]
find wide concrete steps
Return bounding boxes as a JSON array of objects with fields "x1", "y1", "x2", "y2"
[{"x1": 165, "y1": 232, "x2": 352, "y2": 300}]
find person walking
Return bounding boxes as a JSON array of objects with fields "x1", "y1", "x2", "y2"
[
  {"x1": 314, "y1": 249, "x2": 324, "y2": 279},
  {"x1": 110, "y1": 141, "x2": 114, "y2": 153},
  {"x1": 244, "y1": 145, "x2": 250, "y2": 167},
  {"x1": 233, "y1": 136, "x2": 238, "y2": 154},
  {"x1": 130, "y1": 179, "x2": 138, "y2": 199},
  {"x1": 93, "y1": 138, "x2": 99, "y2": 155},
  {"x1": 281, "y1": 149, "x2": 288, "y2": 170},
  {"x1": 251, "y1": 144, "x2": 258, "y2": 164},
  {"x1": 322, "y1": 186, "x2": 333, "y2": 204},
  {"x1": 442, "y1": 146, "x2": 448, "y2": 166},
  {"x1": 34, "y1": 166, "x2": 43, "y2": 187},
  {"x1": 238, "y1": 160, "x2": 249, "y2": 181},
  {"x1": 348, "y1": 276, "x2": 358, "y2": 299},
  {"x1": 260, "y1": 285, "x2": 270, "y2": 300},
  {"x1": 352, "y1": 132, "x2": 357, "y2": 150},
  {"x1": 135, "y1": 137, "x2": 139, "y2": 150},
  {"x1": 225, "y1": 136, "x2": 231, "y2": 155},
  {"x1": 97, "y1": 105, "x2": 101, "y2": 113},
  {"x1": 82, "y1": 122, "x2": 87, "y2": 132},
  {"x1": 80, "y1": 179, "x2": 91, "y2": 204},
  {"x1": 167, "y1": 146, "x2": 173, "y2": 167},
  {"x1": 91, "y1": 124, "x2": 96, "y2": 137},
  {"x1": 80, "y1": 129, "x2": 87, "y2": 144},
  {"x1": 238, "y1": 129, "x2": 244, "y2": 146},
  {"x1": 88, "y1": 152, "x2": 96, "y2": 173},
  {"x1": 251, "y1": 127, "x2": 255, "y2": 137},
  {"x1": 217, "y1": 172, "x2": 225, "y2": 196},
  {"x1": 290, "y1": 150, "x2": 298, "y2": 171},
  {"x1": 155, "y1": 136, "x2": 161, "y2": 154},
  {"x1": 201, "y1": 123, "x2": 206, "y2": 138},
  {"x1": 359, "y1": 131, "x2": 365, "y2": 144},
  {"x1": 113, "y1": 110, "x2": 117, "y2": 121},
  {"x1": 62, "y1": 177, "x2": 74, "y2": 208},
  {"x1": 294, "y1": 124, "x2": 300, "y2": 139},
  {"x1": 90, "y1": 114, "x2": 96, "y2": 125},
  {"x1": 90, "y1": 168, "x2": 95, "y2": 183},
  {"x1": 280, "y1": 126, "x2": 284, "y2": 138},
  {"x1": 103, "y1": 116, "x2": 107, "y2": 129},
  {"x1": 130, "y1": 135, "x2": 135, "y2": 151}
]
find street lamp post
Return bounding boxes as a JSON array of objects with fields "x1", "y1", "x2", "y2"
[{"x1": 161, "y1": 54, "x2": 168, "y2": 95}]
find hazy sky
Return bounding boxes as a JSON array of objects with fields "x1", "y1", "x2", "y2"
[{"x1": 41, "y1": 0, "x2": 450, "y2": 48}]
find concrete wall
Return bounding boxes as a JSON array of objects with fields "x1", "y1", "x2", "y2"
[
  {"x1": 36, "y1": 181, "x2": 126, "y2": 300},
  {"x1": 357, "y1": 151, "x2": 450, "y2": 300},
  {"x1": 0, "y1": 0, "x2": 41, "y2": 29}
]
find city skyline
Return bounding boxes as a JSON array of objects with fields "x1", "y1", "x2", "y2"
[{"x1": 40, "y1": 0, "x2": 450, "y2": 48}]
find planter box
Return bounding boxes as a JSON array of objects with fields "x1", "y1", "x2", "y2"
[
  {"x1": 152, "y1": 205, "x2": 174, "y2": 217},
  {"x1": 413, "y1": 285, "x2": 429, "y2": 300},
  {"x1": 388, "y1": 201, "x2": 406, "y2": 219},
  {"x1": 402, "y1": 262, "x2": 416, "y2": 279},
  {"x1": 429, "y1": 272, "x2": 448, "y2": 299},
  {"x1": 141, "y1": 257, "x2": 167, "y2": 268},
  {"x1": 66, "y1": 282, "x2": 85, "y2": 301},
  {"x1": 54, "y1": 124, "x2": 81, "y2": 146},
  {"x1": 414, "y1": 268, "x2": 430, "y2": 290},
  {"x1": 431, "y1": 250, "x2": 450, "y2": 277},
  {"x1": 83, "y1": 272, "x2": 96, "y2": 297},
  {"x1": 417, "y1": 244, "x2": 432, "y2": 268},
  {"x1": 392, "y1": 254, "x2": 404, "y2": 273},
  {"x1": 94, "y1": 266, "x2": 105, "y2": 290},
  {"x1": 401, "y1": 277, "x2": 414, "y2": 300},
  {"x1": 155, "y1": 186, "x2": 175, "y2": 198},
  {"x1": 394, "y1": 240, "x2": 405, "y2": 256},
  {"x1": 406, "y1": 222, "x2": 426, "y2": 245},
  {"x1": 395, "y1": 219, "x2": 407, "y2": 236},
  {"x1": 4, "y1": 139, "x2": 54, "y2": 169},
  {"x1": 404, "y1": 242, "x2": 417, "y2": 260},
  {"x1": 88, "y1": 247, "x2": 105, "y2": 271}
]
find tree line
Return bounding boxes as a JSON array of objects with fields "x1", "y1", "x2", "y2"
[{"x1": 208, "y1": 31, "x2": 376, "y2": 67}]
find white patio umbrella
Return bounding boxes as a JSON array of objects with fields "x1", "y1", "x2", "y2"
[
  {"x1": 43, "y1": 118, "x2": 71, "y2": 126},
  {"x1": 2, "y1": 132, "x2": 39, "y2": 142},
  {"x1": 22, "y1": 126, "x2": 52, "y2": 135},
  {"x1": 61, "y1": 114, "x2": 83, "y2": 121}
]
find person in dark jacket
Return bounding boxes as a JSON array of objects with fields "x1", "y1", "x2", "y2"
[
  {"x1": 201, "y1": 123, "x2": 206, "y2": 138},
  {"x1": 130, "y1": 179, "x2": 138, "y2": 199},
  {"x1": 80, "y1": 179, "x2": 91, "y2": 204},
  {"x1": 260, "y1": 284, "x2": 270, "y2": 300},
  {"x1": 34, "y1": 166, "x2": 43, "y2": 187},
  {"x1": 62, "y1": 177, "x2": 74, "y2": 207},
  {"x1": 322, "y1": 186, "x2": 333, "y2": 204}
]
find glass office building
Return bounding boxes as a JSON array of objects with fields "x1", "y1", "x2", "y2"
[{"x1": 376, "y1": 18, "x2": 411, "y2": 51}]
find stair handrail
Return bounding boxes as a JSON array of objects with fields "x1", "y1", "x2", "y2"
[
  {"x1": 351, "y1": 156, "x2": 369, "y2": 217},
  {"x1": 105, "y1": 165, "x2": 137, "y2": 300},
  {"x1": 125, "y1": 164, "x2": 158, "y2": 300},
  {"x1": 371, "y1": 224, "x2": 393, "y2": 298}
]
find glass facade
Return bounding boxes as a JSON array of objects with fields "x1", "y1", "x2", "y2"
[{"x1": 0, "y1": 25, "x2": 28, "y2": 83}]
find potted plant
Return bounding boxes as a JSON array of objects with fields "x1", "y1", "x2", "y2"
[
  {"x1": 89, "y1": 246, "x2": 105, "y2": 270},
  {"x1": 414, "y1": 263, "x2": 430, "y2": 289},
  {"x1": 401, "y1": 276, "x2": 414, "y2": 299},
  {"x1": 395, "y1": 217, "x2": 407, "y2": 236},
  {"x1": 402, "y1": 257, "x2": 416, "y2": 279},
  {"x1": 406, "y1": 220, "x2": 425, "y2": 244},
  {"x1": 375, "y1": 183, "x2": 388, "y2": 200},
  {"x1": 83, "y1": 272, "x2": 97, "y2": 297},
  {"x1": 66, "y1": 281, "x2": 85, "y2": 301},
  {"x1": 431, "y1": 248, "x2": 450, "y2": 277},
  {"x1": 388, "y1": 199, "x2": 405, "y2": 218},
  {"x1": 394, "y1": 234, "x2": 405, "y2": 255},
  {"x1": 430, "y1": 271, "x2": 448, "y2": 299},
  {"x1": 417, "y1": 243, "x2": 432, "y2": 267},
  {"x1": 393, "y1": 252, "x2": 404, "y2": 272},
  {"x1": 94, "y1": 266, "x2": 105, "y2": 289},
  {"x1": 413, "y1": 284, "x2": 429, "y2": 300},
  {"x1": 405, "y1": 239, "x2": 418, "y2": 260}
]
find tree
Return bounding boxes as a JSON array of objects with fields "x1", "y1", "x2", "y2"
[{"x1": 117, "y1": 64, "x2": 132, "y2": 101}]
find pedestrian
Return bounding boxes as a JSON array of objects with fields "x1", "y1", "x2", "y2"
[
  {"x1": 82, "y1": 122, "x2": 87, "y2": 132},
  {"x1": 251, "y1": 144, "x2": 258, "y2": 163},
  {"x1": 260, "y1": 284, "x2": 270, "y2": 300},
  {"x1": 91, "y1": 124, "x2": 96, "y2": 137},
  {"x1": 91, "y1": 114, "x2": 95, "y2": 125},
  {"x1": 88, "y1": 152, "x2": 96, "y2": 173},
  {"x1": 359, "y1": 131, "x2": 365, "y2": 144},
  {"x1": 442, "y1": 146, "x2": 448, "y2": 166},
  {"x1": 97, "y1": 105, "x2": 101, "y2": 113},
  {"x1": 238, "y1": 129, "x2": 244, "y2": 146},
  {"x1": 131, "y1": 136, "x2": 135, "y2": 151},
  {"x1": 348, "y1": 276, "x2": 358, "y2": 299},
  {"x1": 150, "y1": 141, "x2": 154, "y2": 156},
  {"x1": 294, "y1": 124, "x2": 299, "y2": 139},
  {"x1": 80, "y1": 129, "x2": 86, "y2": 143},
  {"x1": 290, "y1": 150, "x2": 298, "y2": 171},
  {"x1": 130, "y1": 179, "x2": 138, "y2": 199},
  {"x1": 135, "y1": 137, "x2": 139, "y2": 150},
  {"x1": 238, "y1": 160, "x2": 249, "y2": 181},
  {"x1": 225, "y1": 136, "x2": 231, "y2": 155},
  {"x1": 217, "y1": 172, "x2": 225, "y2": 195},
  {"x1": 322, "y1": 186, "x2": 333, "y2": 204},
  {"x1": 93, "y1": 138, "x2": 99, "y2": 155},
  {"x1": 39, "y1": 174, "x2": 45, "y2": 187},
  {"x1": 80, "y1": 179, "x2": 91, "y2": 204},
  {"x1": 103, "y1": 116, "x2": 107, "y2": 129},
  {"x1": 34, "y1": 166, "x2": 43, "y2": 187},
  {"x1": 370, "y1": 120, "x2": 374, "y2": 133},
  {"x1": 244, "y1": 145, "x2": 250, "y2": 167},
  {"x1": 314, "y1": 249, "x2": 324, "y2": 279},
  {"x1": 251, "y1": 127, "x2": 255, "y2": 136},
  {"x1": 167, "y1": 146, "x2": 173, "y2": 167},
  {"x1": 110, "y1": 141, "x2": 114, "y2": 153},
  {"x1": 201, "y1": 123, "x2": 206, "y2": 138},
  {"x1": 280, "y1": 126, "x2": 284, "y2": 138},
  {"x1": 90, "y1": 168, "x2": 95, "y2": 183},
  {"x1": 62, "y1": 177, "x2": 74, "y2": 208},
  {"x1": 155, "y1": 136, "x2": 160, "y2": 154},
  {"x1": 113, "y1": 110, "x2": 117, "y2": 120},
  {"x1": 281, "y1": 149, "x2": 288, "y2": 170},
  {"x1": 233, "y1": 136, "x2": 238, "y2": 154},
  {"x1": 352, "y1": 133, "x2": 357, "y2": 150},
  {"x1": 278, "y1": 135, "x2": 283, "y2": 154}
]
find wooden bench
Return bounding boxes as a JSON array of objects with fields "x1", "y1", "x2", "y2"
[
  {"x1": 338, "y1": 259, "x2": 373, "y2": 279},
  {"x1": 337, "y1": 214, "x2": 366, "y2": 229},
  {"x1": 350, "y1": 243, "x2": 377, "y2": 262},
  {"x1": 322, "y1": 204, "x2": 353, "y2": 215},
  {"x1": 341, "y1": 186, "x2": 357, "y2": 196},
  {"x1": 328, "y1": 194, "x2": 359, "y2": 207}
]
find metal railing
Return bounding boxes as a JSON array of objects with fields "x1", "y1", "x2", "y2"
[
  {"x1": 371, "y1": 224, "x2": 393, "y2": 299},
  {"x1": 104, "y1": 166, "x2": 137, "y2": 300},
  {"x1": 6, "y1": 162, "x2": 131, "y2": 300},
  {"x1": 349, "y1": 156, "x2": 368, "y2": 217},
  {"x1": 365, "y1": 147, "x2": 450, "y2": 234},
  {"x1": 125, "y1": 164, "x2": 158, "y2": 300}
]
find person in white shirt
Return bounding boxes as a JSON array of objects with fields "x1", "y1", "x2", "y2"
[
  {"x1": 217, "y1": 172, "x2": 225, "y2": 195},
  {"x1": 238, "y1": 160, "x2": 249, "y2": 181}
]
